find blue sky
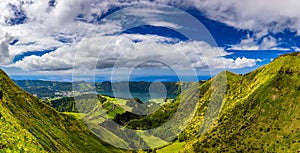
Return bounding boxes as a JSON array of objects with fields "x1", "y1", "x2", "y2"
[{"x1": 0, "y1": 0, "x2": 299, "y2": 82}]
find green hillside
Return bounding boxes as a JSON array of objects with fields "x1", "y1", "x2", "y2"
[
  {"x1": 178, "y1": 52, "x2": 300, "y2": 152},
  {"x1": 0, "y1": 70, "x2": 122, "y2": 152},
  {"x1": 110, "y1": 52, "x2": 299, "y2": 152},
  {"x1": 0, "y1": 52, "x2": 299, "y2": 152}
]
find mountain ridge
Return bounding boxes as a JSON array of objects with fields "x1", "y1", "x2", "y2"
[
  {"x1": 179, "y1": 52, "x2": 300, "y2": 152},
  {"x1": 0, "y1": 52, "x2": 299, "y2": 152},
  {"x1": 0, "y1": 69, "x2": 122, "y2": 152}
]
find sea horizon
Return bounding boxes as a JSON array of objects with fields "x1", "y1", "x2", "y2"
[{"x1": 10, "y1": 75, "x2": 212, "y2": 82}]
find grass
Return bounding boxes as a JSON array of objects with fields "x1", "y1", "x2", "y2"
[
  {"x1": 1, "y1": 52, "x2": 299, "y2": 152},
  {"x1": 156, "y1": 141, "x2": 186, "y2": 153},
  {"x1": 107, "y1": 105, "x2": 125, "y2": 119},
  {"x1": 0, "y1": 69, "x2": 123, "y2": 153},
  {"x1": 62, "y1": 112, "x2": 84, "y2": 120},
  {"x1": 179, "y1": 52, "x2": 300, "y2": 152},
  {"x1": 0, "y1": 109, "x2": 45, "y2": 152},
  {"x1": 136, "y1": 130, "x2": 168, "y2": 148}
]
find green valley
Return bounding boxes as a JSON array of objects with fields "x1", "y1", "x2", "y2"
[
  {"x1": 0, "y1": 52, "x2": 299, "y2": 152},
  {"x1": 0, "y1": 69, "x2": 122, "y2": 152}
]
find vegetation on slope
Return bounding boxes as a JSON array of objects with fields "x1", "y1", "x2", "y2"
[
  {"x1": 108, "y1": 52, "x2": 299, "y2": 152},
  {"x1": 0, "y1": 69, "x2": 122, "y2": 152},
  {"x1": 180, "y1": 52, "x2": 300, "y2": 152},
  {"x1": 2, "y1": 52, "x2": 299, "y2": 152}
]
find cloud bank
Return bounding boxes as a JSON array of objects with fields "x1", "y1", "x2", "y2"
[
  {"x1": 0, "y1": 0, "x2": 276, "y2": 73},
  {"x1": 13, "y1": 35, "x2": 261, "y2": 72}
]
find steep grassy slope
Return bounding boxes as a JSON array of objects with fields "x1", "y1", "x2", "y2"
[
  {"x1": 0, "y1": 70, "x2": 122, "y2": 152},
  {"x1": 2, "y1": 52, "x2": 299, "y2": 152},
  {"x1": 179, "y1": 52, "x2": 300, "y2": 152}
]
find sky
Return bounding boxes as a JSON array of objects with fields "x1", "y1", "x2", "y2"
[{"x1": 0, "y1": 0, "x2": 299, "y2": 82}]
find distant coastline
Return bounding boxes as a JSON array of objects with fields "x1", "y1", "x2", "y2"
[{"x1": 10, "y1": 75, "x2": 212, "y2": 82}]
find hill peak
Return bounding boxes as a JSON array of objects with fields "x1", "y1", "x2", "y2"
[
  {"x1": 0, "y1": 69, "x2": 8, "y2": 78},
  {"x1": 279, "y1": 51, "x2": 300, "y2": 57},
  {"x1": 0, "y1": 69, "x2": 119, "y2": 152}
]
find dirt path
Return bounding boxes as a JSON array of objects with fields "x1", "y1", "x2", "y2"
[{"x1": 106, "y1": 103, "x2": 115, "y2": 114}]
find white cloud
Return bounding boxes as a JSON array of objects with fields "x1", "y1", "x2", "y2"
[
  {"x1": 0, "y1": 0, "x2": 127, "y2": 66},
  {"x1": 146, "y1": 0, "x2": 300, "y2": 50},
  {"x1": 229, "y1": 37, "x2": 259, "y2": 51},
  {"x1": 227, "y1": 33, "x2": 296, "y2": 51},
  {"x1": 230, "y1": 57, "x2": 262, "y2": 69},
  {"x1": 2, "y1": 0, "x2": 300, "y2": 37},
  {"x1": 0, "y1": 0, "x2": 269, "y2": 73},
  {"x1": 0, "y1": 31, "x2": 14, "y2": 64},
  {"x1": 229, "y1": 36, "x2": 280, "y2": 51},
  {"x1": 13, "y1": 35, "x2": 261, "y2": 72},
  {"x1": 0, "y1": 0, "x2": 191, "y2": 66},
  {"x1": 162, "y1": 0, "x2": 300, "y2": 51},
  {"x1": 121, "y1": 6, "x2": 183, "y2": 29},
  {"x1": 260, "y1": 37, "x2": 277, "y2": 50},
  {"x1": 144, "y1": 21, "x2": 181, "y2": 29},
  {"x1": 122, "y1": 34, "x2": 179, "y2": 43},
  {"x1": 189, "y1": 0, "x2": 300, "y2": 36},
  {"x1": 292, "y1": 47, "x2": 300, "y2": 51}
]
